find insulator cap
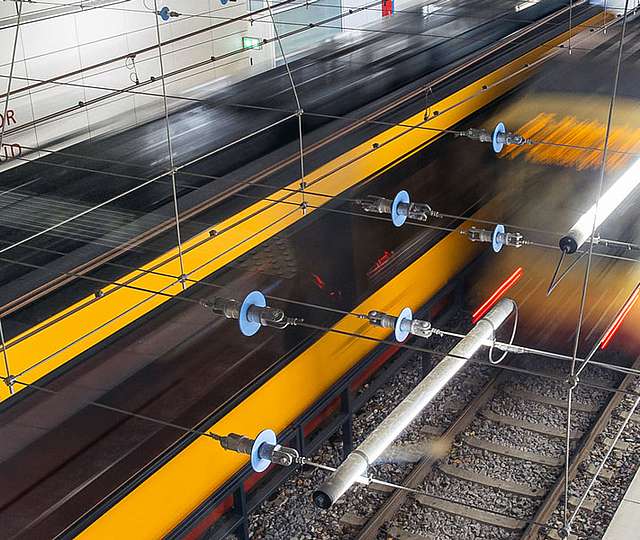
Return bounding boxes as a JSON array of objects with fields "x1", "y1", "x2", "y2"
[
  {"x1": 395, "y1": 307, "x2": 413, "y2": 342},
  {"x1": 559, "y1": 234, "x2": 578, "y2": 254},
  {"x1": 239, "y1": 291, "x2": 267, "y2": 336},
  {"x1": 492, "y1": 122, "x2": 506, "y2": 153},
  {"x1": 391, "y1": 190, "x2": 410, "y2": 227}
]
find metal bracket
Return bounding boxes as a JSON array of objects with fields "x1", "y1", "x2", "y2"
[
  {"x1": 459, "y1": 121, "x2": 529, "y2": 153},
  {"x1": 219, "y1": 429, "x2": 300, "y2": 472},
  {"x1": 465, "y1": 224, "x2": 524, "y2": 252}
]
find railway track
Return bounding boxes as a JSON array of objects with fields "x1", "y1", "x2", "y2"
[
  {"x1": 243, "y1": 309, "x2": 640, "y2": 540},
  {"x1": 352, "y1": 354, "x2": 637, "y2": 540}
]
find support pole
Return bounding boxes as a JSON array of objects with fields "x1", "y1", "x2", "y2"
[{"x1": 313, "y1": 298, "x2": 516, "y2": 508}]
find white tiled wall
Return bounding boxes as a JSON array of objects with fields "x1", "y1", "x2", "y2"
[
  {"x1": 0, "y1": 0, "x2": 384, "y2": 170},
  {"x1": 0, "y1": 0, "x2": 276, "y2": 169},
  {"x1": 591, "y1": 0, "x2": 640, "y2": 11}
]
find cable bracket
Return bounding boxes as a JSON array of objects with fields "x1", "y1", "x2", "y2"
[
  {"x1": 218, "y1": 429, "x2": 301, "y2": 472},
  {"x1": 2, "y1": 374, "x2": 15, "y2": 390},
  {"x1": 356, "y1": 190, "x2": 440, "y2": 227},
  {"x1": 365, "y1": 308, "x2": 435, "y2": 342},
  {"x1": 200, "y1": 291, "x2": 301, "y2": 336},
  {"x1": 462, "y1": 224, "x2": 525, "y2": 252},
  {"x1": 458, "y1": 122, "x2": 531, "y2": 153},
  {"x1": 566, "y1": 374, "x2": 580, "y2": 390}
]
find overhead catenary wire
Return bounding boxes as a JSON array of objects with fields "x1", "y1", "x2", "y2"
[
  {"x1": 295, "y1": 319, "x2": 640, "y2": 390},
  {"x1": 5, "y1": 138, "x2": 640, "y2": 261},
  {"x1": 1, "y1": 0, "x2": 623, "y2": 65},
  {"x1": 263, "y1": 0, "x2": 307, "y2": 213},
  {"x1": 0, "y1": 5, "x2": 629, "y2": 173},
  {"x1": 5, "y1": 304, "x2": 640, "y2": 413},
  {"x1": 4, "y1": 376, "x2": 224, "y2": 441},
  {"x1": 0, "y1": 0, "x2": 25, "y2": 397},
  {"x1": 0, "y1": 0, "x2": 608, "y2": 75},
  {"x1": 4, "y1": 143, "x2": 640, "y2": 269},
  {"x1": 0, "y1": 2, "x2": 639, "y2": 530},
  {"x1": 9, "y1": 96, "x2": 640, "y2": 187},
  {"x1": 0, "y1": 19, "x2": 628, "y2": 216},
  {"x1": 3, "y1": 170, "x2": 640, "y2": 366},
  {"x1": 0, "y1": 0, "x2": 599, "y2": 30},
  {"x1": 0, "y1": 319, "x2": 11, "y2": 395},
  {"x1": 1, "y1": 194, "x2": 639, "y2": 382},
  {"x1": 562, "y1": 0, "x2": 631, "y2": 530},
  {"x1": 0, "y1": 2, "x2": 615, "y2": 114},
  {"x1": 6, "y1": 204, "x2": 303, "y2": 379},
  {"x1": 3, "y1": 92, "x2": 640, "y2": 356},
  {"x1": 0, "y1": 1, "x2": 545, "y2": 105},
  {"x1": 0, "y1": 0, "x2": 632, "y2": 414},
  {"x1": 153, "y1": 0, "x2": 186, "y2": 286},
  {"x1": 0, "y1": 367, "x2": 623, "y2": 537},
  {"x1": 0, "y1": 0, "x2": 402, "y2": 138},
  {"x1": 7, "y1": 0, "x2": 625, "y2": 28},
  {"x1": 1, "y1": 189, "x2": 638, "y2": 388},
  {"x1": 0, "y1": 110, "x2": 299, "y2": 258},
  {"x1": 0, "y1": 0, "x2": 22, "y2": 152},
  {"x1": 0, "y1": 320, "x2": 636, "y2": 535},
  {"x1": 3, "y1": 221, "x2": 637, "y2": 379},
  {"x1": 0, "y1": 0, "x2": 301, "y2": 101}
]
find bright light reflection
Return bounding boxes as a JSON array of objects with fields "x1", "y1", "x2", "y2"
[
  {"x1": 564, "y1": 158, "x2": 640, "y2": 252},
  {"x1": 515, "y1": 0, "x2": 541, "y2": 12}
]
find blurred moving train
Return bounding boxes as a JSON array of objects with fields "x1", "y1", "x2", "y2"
[{"x1": 5, "y1": 1, "x2": 640, "y2": 539}]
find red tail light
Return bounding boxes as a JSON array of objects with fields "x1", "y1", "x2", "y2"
[
  {"x1": 600, "y1": 283, "x2": 640, "y2": 350},
  {"x1": 472, "y1": 267, "x2": 524, "y2": 324}
]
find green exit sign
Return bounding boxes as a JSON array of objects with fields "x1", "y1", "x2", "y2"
[{"x1": 242, "y1": 36, "x2": 262, "y2": 50}]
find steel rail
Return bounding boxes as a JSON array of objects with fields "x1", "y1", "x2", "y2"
[
  {"x1": 355, "y1": 372, "x2": 504, "y2": 538},
  {"x1": 358, "y1": 354, "x2": 639, "y2": 539},
  {"x1": 522, "y1": 355, "x2": 640, "y2": 540}
]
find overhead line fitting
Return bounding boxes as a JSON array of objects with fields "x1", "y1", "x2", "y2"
[
  {"x1": 356, "y1": 190, "x2": 440, "y2": 227},
  {"x1": 462, "y1": 224, "x2": 526, "y2": 252},
  {"x1": 157, "y1": 6, "x2": 181, "y2": 20},
  {"x1": 360, "y1": 307, "x2": 439, "y2": 342},
  {"x1": 200, "y1": 290, "x2": 302, "y2": 336},
  {"x1": 218, "y1": 429, "x2": 302, "y2": 472},
  {"x1": 458, "y1": 122, "x2": 531, "y2": 153},
  {"x1": 358, "y1": 189, "x2": 528, "y2": 254}
]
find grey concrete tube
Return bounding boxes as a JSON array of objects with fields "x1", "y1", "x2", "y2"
[{"x1": 313, "y1": 298, "x2": 516, "y2": 509}]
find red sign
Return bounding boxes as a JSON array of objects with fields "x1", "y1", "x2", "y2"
[{"x1": 382, "y1": 0, "x2": 393, "y2": 17}]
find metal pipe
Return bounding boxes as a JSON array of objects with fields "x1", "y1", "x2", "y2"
[{"x1": 312, "y1": 298, "x2": 516, "y2": 509}]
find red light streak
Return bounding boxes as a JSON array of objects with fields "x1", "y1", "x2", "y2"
[
  {"x1": 472, "y1": 267, "x2": 524, "y2": 324},
  {"x1": 311, "y1": 273, "x2": 326, "y2": 290},
  {"x1": 368, "y1": 250, "x2": 393, "y2": 277},
  {"x1": 600, "y1": 283, "x2": 640, "y2": 350}
]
